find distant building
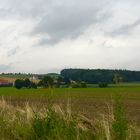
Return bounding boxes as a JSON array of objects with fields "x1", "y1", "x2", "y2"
[
  {"x1": 0, "y1": 79, "x2": 8, "y2": 85},
  {"x1": 29, "y1": 75, "x2": 40, "y2": 84},
  {"x1": 0, "y1": 79, "x2": 13, "y2": 87},
  {"x1": 29, "y1": 75, "x2": 38, "y2": 81}
]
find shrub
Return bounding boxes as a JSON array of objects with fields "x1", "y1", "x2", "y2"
[
  {"x1": 15, "y1": 79, "x2": 37, "y2": 89},
  {"x1": 24, "y1": 78, "x2": 31, "y2": 88},
  {"x1": 71, "y1": 83, "x2": 81, "y2": 88},
  {"x1": 15, "y1": 79, "x2": 24, "y2": 89},
  {"x1": 98, "y1": 82, "x2": 108, "y2": 88},
  {"x1": 71, "y1": 82, "x2": 87, "y2": 88},
  {"x1": 81, "y1": 82, "x2": 87, "y2": 88}
]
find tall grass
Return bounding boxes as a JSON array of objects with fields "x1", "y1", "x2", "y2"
[
  {"x1": 0, "y1": 99, "x2": 140, "y2": 140},
  {"x1": 112, "y1": 97, "x2": 128, "y2": 140}
]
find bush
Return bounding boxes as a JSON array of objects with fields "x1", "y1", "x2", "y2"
[
  {"x1": 24, "y1": 78, "x2": 31, "y2": 88},
  {"x1": 71, "y1": 82, "x2": 87, "y2": 88},
  {"x1": 71, "y1": 83, "x2": 81, "y2": 88},
  {"x1": 81, "y1": 82, "x2": 87, "y2": 88},
  {"x1": 98, "y1": 82, "x2": 108, "y2": 88},
  {"x1": 15, "y1": 79, "x2": 24, "y2": 89},
  {"x1": 15, "y1": 79, "x2": 37, "y2": 89}
]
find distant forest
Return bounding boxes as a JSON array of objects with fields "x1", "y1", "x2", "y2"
[{"x1": 61, "y1": 69, "x2": 140, "y2": 84}]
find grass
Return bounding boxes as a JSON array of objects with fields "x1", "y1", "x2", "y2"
[
  {"x1": 0, "y1": 99, "x2": 95, "y2": 140},
  {"x1": 0, "y1": 86, "x2": 140, "y2": 100},
  {"x1": 0, "y1": 98, "x2": 140, "y2": 140},
  {"x1": 112, "y1": 97, "x2": 128, "y2": 140},
  {"x1": 0, "y1": 85, "x2": 140, "y2": 139},
  {"x1": 0, "y1": 86, "x2": 140, "y2": 120}
]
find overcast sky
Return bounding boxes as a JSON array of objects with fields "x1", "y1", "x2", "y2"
[{"x1": 0, "y1": 0, "x2": 140, "y2": 73}]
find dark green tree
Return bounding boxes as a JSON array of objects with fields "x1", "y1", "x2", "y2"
[
  {"x1": 63, "y1": 77, "x2": 70, "y2": 85},
  {"x1": 55, "y1": 76, "x2": 64, "y2": 87},
  {"x1": 15, "y1": 79, "x2": 24, "y2": 89},
  {"x1": 60, "y1": 69, "x2": 137, "y2": 84},
  {"x1": 24, "y1": 78, "x2": 31, "y2": 88},
  {"x1": 42, "y1": 76, "x2": 54, "y2": 88}
]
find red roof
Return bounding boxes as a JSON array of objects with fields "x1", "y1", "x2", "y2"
[
  {"x1": 0, "y1": 79, "x2": 8, "y2": 82},
  {"x1": 0, "y1": 79, "x2": 9, "y2": 84}
]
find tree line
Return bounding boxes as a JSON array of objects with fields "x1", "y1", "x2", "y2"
[
  {"x1": 61, "y1": 69, "x2": 140, "y2": 84},
  {"x1": 15, "y1": 68, "x2": 140, "y2": 89},
  {"x1": 15, "y1": 75, "x2": 87, "y2": 89}
]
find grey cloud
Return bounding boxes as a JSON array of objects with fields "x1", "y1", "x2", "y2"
[
  {"x1": 108, "y1": 18, "x2": 140, "y2": 37},
  {"x1": 0, "y1": 0, "x2": 111, "y2": 45},
  {"x1": 7, "y1": 46, "x2": 19, "y2": 57},
  {"x1": 33, "y1": 0, "x2": 111, "y2": 45},
  {"x1": 0, "y1": 0, "x2": 50, "y2": 19}
]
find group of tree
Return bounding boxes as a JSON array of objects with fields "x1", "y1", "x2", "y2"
[
  {"x1": 15, "y1": 75, "x2": 67, "y2": 89},
  {"x1": 38, "y1": 76, "x2": 54, "y2": 88},
  {"x1": 37, "y1": 75, "x2": 87, "y2": 88},
  {"x1": 60, "y1": 69, "x2": 140, "y2": 84},
  {"x1": 15, "y1": 69, "x2": 130, "y2": 89},
  {"x1": 15, "y1": 79, "x2": 37, "y2": 89}
]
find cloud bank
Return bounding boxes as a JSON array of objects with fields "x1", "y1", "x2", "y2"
[{"x1": 0, "y1": 0, "x2": 140, "y2": 73}]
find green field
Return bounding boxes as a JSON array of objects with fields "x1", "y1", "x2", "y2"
[
  {"x1": 0, "y1": 86, "x2": 140, "y2": 122},
  {"x1": 0, "y1": 85, "x2": 140, "y2": 139},
  {"x1": 0, "y1": 86, "x2": 140, "y2": 99}
]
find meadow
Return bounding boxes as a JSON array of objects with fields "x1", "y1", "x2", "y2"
[
  {"x1": 0, "y1": 86, "x2": 140, "y2": 122},
  {"x1": 0, "y1": 85, "x2": 140, "y2": 139}
]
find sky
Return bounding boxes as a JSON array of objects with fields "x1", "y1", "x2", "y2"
[{"x1": 0, "y1": 0, "x2": 140, "y2": 73}]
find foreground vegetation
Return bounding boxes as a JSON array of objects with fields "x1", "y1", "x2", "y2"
[
  {"x1": 0, "y1": 98, "x2": 140, "y2": 140},
  {"x1": 0, "y1": 86, "x2": 140, "y2": 99}
]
